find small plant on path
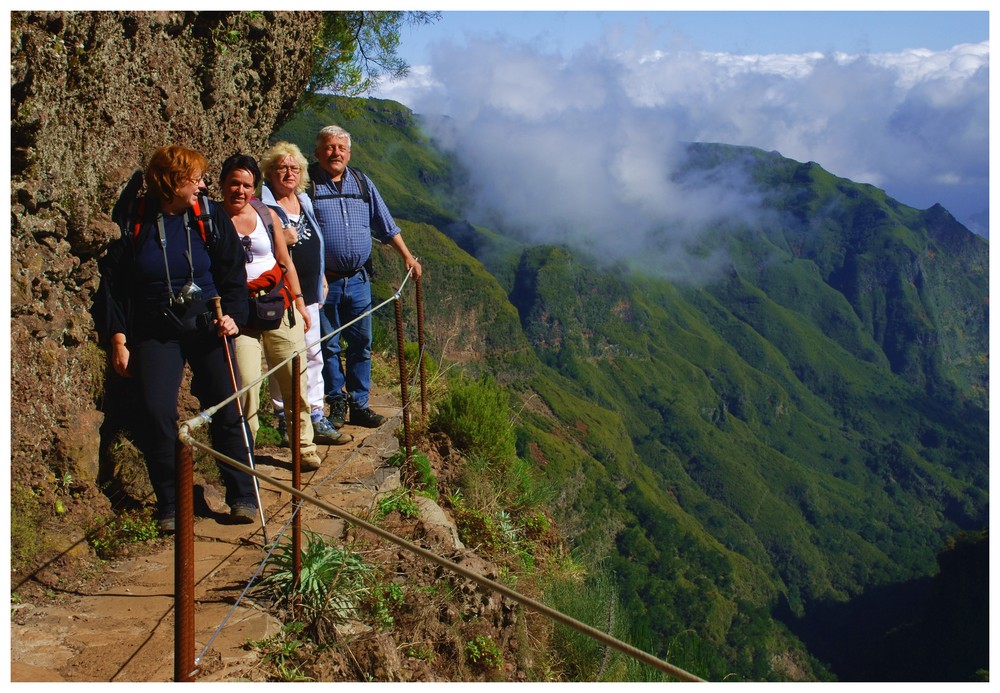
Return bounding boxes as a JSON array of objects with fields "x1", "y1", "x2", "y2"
[{"x1": 258, "y1": 530, "x2": 386, "y2": 641}]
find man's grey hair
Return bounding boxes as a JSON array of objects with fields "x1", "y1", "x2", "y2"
[{"x1": 317, "y1": 125, "x2": 352, "y2": 149}]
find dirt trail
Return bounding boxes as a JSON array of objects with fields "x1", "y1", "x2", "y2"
[{"x1": 10, "y1": 396, "x2": 414, "y2": 683}]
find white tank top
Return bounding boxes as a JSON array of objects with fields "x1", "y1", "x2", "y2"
[{"x1": 242, "y1": 212, "x2": 276, "y2": 283}]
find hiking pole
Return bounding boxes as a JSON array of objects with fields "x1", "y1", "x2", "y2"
[{"x1": 210, "y1": 297, "x2": 268, "y2": 544}]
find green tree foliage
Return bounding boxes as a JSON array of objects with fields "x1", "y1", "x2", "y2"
[{"x1": 304, "y1": 12, "x2": 440, "y2": 103}]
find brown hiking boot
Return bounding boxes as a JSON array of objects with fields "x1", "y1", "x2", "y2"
[
  {"x1": 301, "y1": 452, "x2": 322, "y2": 471},
  {"x1": 229, "y1": 502, "x2": 257, "y2": 524}
]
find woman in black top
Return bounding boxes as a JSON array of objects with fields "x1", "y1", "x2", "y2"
[
  {"x1": 94, "y1": 144, "x2": 259, "y2": 531},
  {"x1": 259, "y1": 141, "x2": 345, "y2": 446}
]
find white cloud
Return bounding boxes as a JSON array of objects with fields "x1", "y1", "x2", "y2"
[{"x1": 374, "y1": 33, "x2": 989, "y2": 266}]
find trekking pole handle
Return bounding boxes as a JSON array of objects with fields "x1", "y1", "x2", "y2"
[{"x1": 210, "y1": 295, "x2": 224, "y2": 322}]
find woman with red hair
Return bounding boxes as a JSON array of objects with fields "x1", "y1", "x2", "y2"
[{"x1": 94, "y1": 145, "x2": 259, "y2": 532}]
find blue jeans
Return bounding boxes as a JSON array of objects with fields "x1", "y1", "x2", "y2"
[{"x1": 321, "y1": 270, "x2": 372, "y2": 408}]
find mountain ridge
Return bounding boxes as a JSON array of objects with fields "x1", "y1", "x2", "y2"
[
  {"x1": 281, "y1": 95, "x2": 986, "y2": 680},
  {"x1": 11, "y1": 14, "x2": 984, "y2": 681}
]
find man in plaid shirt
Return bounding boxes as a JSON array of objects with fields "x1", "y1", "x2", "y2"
[{"x1": 309, "y1": 125, "x2": 423, "y2": 428}]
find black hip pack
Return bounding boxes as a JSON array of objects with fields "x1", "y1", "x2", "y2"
[
  {"x1": 143, "y1": 299, "x2": 212, "y2": 339},
  {"x1": 247, "y1": 273, "x2": 287, "y2": 331}
]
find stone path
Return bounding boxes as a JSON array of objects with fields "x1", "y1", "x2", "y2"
[{"x1": 10, "y1": 396, "x2": 411, "y2": 683}]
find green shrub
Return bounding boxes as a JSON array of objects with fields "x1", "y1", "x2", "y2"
[
  {"x1": 247, "y1": 621, "x2": 314, "y2": 682},
  {"x1": 387, "y1": 449, "x2": 438, "y2": 499},
  {"x1": 364, "y1": 581, "x2": 405, "y2": 630},
  {"x1": 433, "y1": 373, "x2": 516, "y2": 464},
  {"x1": 259, "y1": 530, "x2": 374, "y2": 634},
  {"x1": 450, "y1": 494, "x2": 511, "y2": 554},
  {"x1": 374, "y1": 487, "x2": 420, "y2": 520},
  {"x1": 456, "y1": 452, "x2": 553, "y2": 545},
  {"x1": 258, "y1": 530, "x2": 408, "y2": 641},
  {"x1": 522, "y1": 511, "x2": 551, "y2": 540},
  {"x1": 89, "y1": 507, "x2": 160, "y2": 559},
  {"x1": 411, "y1": 452, "x2": 438, "y2": 499},
  {"x1": 465, "y1": 634, "x2": 503, "y2": 671}
]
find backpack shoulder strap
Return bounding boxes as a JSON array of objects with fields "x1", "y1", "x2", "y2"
[
  {"x1": 248, "y1": 198, "x2": 276, "y2": 255},
  {"x1": 308, "y1": 164, "x2": 371, "y2": 208},
  {"x1": 126, "y1": 190, "x2": 213, "y2": 249},
  {"x1": 346, "y1": 166, "x2": 371, "y2": 205},
  {"x1": 189, "y1": 192, "x2": 215, "y2": 247},
  {"x1": 347, "y1": 166, "x2": 375, "y2": 225}
]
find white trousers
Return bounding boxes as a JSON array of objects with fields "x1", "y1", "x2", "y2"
[{"x1": 270, "y1": 302, "x2": 325, "y2": 419}]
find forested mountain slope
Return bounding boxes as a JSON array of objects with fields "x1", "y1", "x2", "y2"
[{"x1": 281, "y1": 97, "x2": 988, "y2": 681}]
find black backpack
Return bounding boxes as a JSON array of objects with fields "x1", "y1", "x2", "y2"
[
  {"x1": 112, "y1": 169, "x2": 218, "y2": 249},
  {"x1": 308, "y1": 165, "x2": 371, "y2": 211}
]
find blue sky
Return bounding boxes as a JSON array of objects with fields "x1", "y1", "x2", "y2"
[
  {"x1": 374, "y1": 10, "x2": 989, "y2": 246},
  {"x1": 394, "y1": 10, "x2": 989, "y2": 65}
]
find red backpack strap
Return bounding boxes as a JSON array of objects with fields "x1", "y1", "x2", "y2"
[
  {"x1": 132, "y1": 197, "x2": 146, "y2": 240},
  {"x1": 189, "y1": 196, "x2": 210, "y2": 245},
  {"x1": 132, "y1": 195, "x2": 212, "y2": 247}
]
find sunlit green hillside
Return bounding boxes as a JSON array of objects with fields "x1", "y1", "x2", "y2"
[{"x1": 275, "y1": 96, "x2": 988, "y2": 682}]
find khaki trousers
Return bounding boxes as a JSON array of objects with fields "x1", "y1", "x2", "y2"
[{"x1": 234, "y1": 308, "x2": 316, "y2": 455}]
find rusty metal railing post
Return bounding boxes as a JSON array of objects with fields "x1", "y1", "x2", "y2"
[
  {"x1": 415, "y1": 275, "x2": 427, "y2": 424},
  {"x1": 394, "y1": 292, "x2": 413, "y2": 485},
  {"x1": 291, "y1": 353, "x2": 302, "y2": 600},
  {"x1": 174, "y1": 438, "x2": 196, "y2": 682}
]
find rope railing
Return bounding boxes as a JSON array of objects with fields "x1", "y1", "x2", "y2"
[
  {"x1": 173, "y1": 268, "x2": 419, "y2": 681},
  {"x1": 170, "y1": 268, "x2": 706, "y2": 684},
  {"x1": 192, "y1": 389, "x2": 424, "y2": 673},
  {"x1": 182, "y1": 268, "x2": 416, "y2": 437},
  {"x1": 178, "y1": 436, "x2": 705, "y2": 683}
]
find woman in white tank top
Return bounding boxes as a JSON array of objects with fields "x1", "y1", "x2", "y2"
[
  {"x1": 241, "y1": 213, "x2": 278, "y2": 283},
  {"x1": 219, "y1": 154, "x2": 352, "y2": 475}
]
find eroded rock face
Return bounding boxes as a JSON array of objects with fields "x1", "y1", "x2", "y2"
[{"x1": 10, "y1": 10, "x2": 323, "y2": 567}]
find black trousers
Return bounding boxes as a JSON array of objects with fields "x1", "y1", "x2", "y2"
[{"x1": 132, "y1": 326, "x2": 257, "y2": 513}]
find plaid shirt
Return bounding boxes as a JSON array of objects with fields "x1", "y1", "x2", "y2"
[{"x1": 308, "y1": 164, "x2": 401, "y2": 274}]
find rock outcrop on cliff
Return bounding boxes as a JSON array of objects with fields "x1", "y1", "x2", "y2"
[{"x1": 10, "y1": 10, "x2": 324, "y2": 572}]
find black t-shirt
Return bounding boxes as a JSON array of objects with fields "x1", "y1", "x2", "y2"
[{"x1": 287, "y1": 211, "x2": 322, "y2": 305}]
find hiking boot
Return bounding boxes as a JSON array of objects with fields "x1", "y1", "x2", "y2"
[
  {"x1": 314, "y1": 429, "x2": 354, "y2": 447},
  {"x1": 327, "y1": 396, "x2": 348, "y2": 428},
  {"x1": 349, "y1": 403, "x2": 386, "y2": 428},
  {"x1": 229, "y1": 501, "x2": 258, "y2": 524},
  {"x1": 276, "y1": 413, "x2": 289, "y2": 448},
  {"x1": 312, "y1": 416, "x2": 344, "y2": 445},
  {"x1": 301, "y1": 452, "x2": 323, "y2": 471}
]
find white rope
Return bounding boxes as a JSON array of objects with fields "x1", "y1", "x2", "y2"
[{"x1": 190, "y1": 398, "x2": 417, "y2": 668}]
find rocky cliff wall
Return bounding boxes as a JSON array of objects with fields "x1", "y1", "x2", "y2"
[{"x1": 10, "y1": 10, "x2": 324, "y2": 564}]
